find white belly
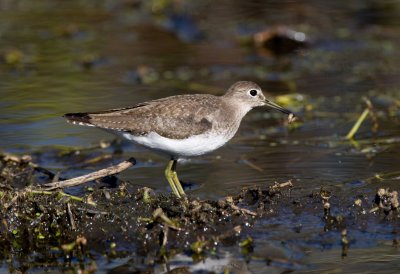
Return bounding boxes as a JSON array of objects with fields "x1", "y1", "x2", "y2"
[{"x1": 122, "y1": 132, "x2": 230, "y2": 158}]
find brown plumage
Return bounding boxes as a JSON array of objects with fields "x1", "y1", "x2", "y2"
[{"x1": 64, "y1": 94, "x2": 226, "y2": 139}]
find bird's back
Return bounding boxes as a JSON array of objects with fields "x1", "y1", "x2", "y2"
[{"x1": 64, "y1": 94, "x2": 223, "y2": 139}]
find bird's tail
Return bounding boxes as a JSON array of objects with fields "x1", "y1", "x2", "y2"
[{"x1": 63, "y1": 113, "x2": 94, "y2": 127}]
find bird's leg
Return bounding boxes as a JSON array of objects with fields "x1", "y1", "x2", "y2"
[
  {"x1": 171, "y1": 160, "x2": 186, "y2": 197},
  {"x1": 165, "y1": 160, "x2": 181, "y2": 198}
]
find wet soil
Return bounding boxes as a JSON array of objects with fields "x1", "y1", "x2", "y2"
[{"x1": 1, "y1": 153, "x2": 399, "y2": 273}]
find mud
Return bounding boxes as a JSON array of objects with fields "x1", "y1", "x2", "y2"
[{"x1": 1, "y1": 153, "x2": 399, "y2": 273}]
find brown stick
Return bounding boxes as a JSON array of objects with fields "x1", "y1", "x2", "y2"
[
  {"x1": 67, "y1": 203, "x2": 76, "y2": 230},
  {"x1": 42, "y1": 158, "x2": 136, "y2": 190},
  {"x1": 229, "y1": 203, "x2": 258, "y2": 216}
]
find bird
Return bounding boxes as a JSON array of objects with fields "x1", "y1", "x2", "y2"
[{"x1": 64, "y1": 81, "x2": 295, "y2": 198}]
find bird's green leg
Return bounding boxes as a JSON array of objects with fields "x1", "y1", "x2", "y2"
[
  {"x1": 165, "y1": 160, "x2": 181, "y2": 198},
  {"x1": 171, "y1": 160, "x2": 186, "y2": 197}
]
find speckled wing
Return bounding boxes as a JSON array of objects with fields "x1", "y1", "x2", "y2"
[{"x1": 64, "y1": 94, "x2": 221, "y2": 139}]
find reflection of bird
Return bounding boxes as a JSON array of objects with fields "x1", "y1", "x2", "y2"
[{"x1": 64, "y1": 81, "x2": 295, "y2": 198}]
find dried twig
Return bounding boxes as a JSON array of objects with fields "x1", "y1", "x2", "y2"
[
  {"x1": 76, "y1": 208, "x2": 109, "y2": 215},
  {"x1": 161, "y1": 226, "x2": 169, "y2": 247},
  {"x1": 270, "y1": 180, "x2": 293, "y2": 190},
  {"x1": 225, "y1": 196, "x2": 258, "y2": 216},
  {"x1": 67, "y1": 203, "x2": 76, "y2": 230},
  {"x1": 230, "y1": 203, "x2": 258, "y2": 216},
  {"x1": 42, "y1": 158, "x2": 136, "y2": 190}
]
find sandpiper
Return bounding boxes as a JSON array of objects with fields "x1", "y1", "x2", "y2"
[{"x1": 64, "y1": 81, "x2": 295, "y2": 198}]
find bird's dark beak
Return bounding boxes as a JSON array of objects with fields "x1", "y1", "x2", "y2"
[
  {"x1": 265, "y1": 100, "x2": 292, "y2": 115},
  {"x1": 264, "y1": 100, "x2": 296, "y2": 123}
]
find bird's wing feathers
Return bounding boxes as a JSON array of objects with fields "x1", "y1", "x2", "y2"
[{"x1": 65, "y1": 94, "x2": 221, "y2": 139}]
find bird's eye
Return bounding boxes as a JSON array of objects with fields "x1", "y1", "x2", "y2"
[{"x1": 249, "y1": 89, "x2": 258, "y2": 96}]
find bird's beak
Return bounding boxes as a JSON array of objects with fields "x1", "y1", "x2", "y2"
[
  {"x1": 264, "y1": 100, "x2": 297, "y2": 123},
  {"x1": 265, "y1": 100, "x2": 292, "y2": 115}
]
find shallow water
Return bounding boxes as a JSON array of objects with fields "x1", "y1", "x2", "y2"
[{"x1": 1, "y1": 0, "x2": 400, "y2": 272}]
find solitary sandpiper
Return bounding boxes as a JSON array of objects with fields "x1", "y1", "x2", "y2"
[{"x1": 64, "y1": 81, "x2": 295, "y2": 198}]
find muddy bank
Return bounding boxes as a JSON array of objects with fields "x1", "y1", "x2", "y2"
[{"x1": 1, "y1": 153, "x2": 399, "y2": 273}]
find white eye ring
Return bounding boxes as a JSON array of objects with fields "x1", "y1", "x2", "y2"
[{"x1": 249, "y1": 89, "x2": 258, "y2": 97}]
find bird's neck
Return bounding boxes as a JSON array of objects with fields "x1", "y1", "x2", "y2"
[
  {"x1": 223, "y1": 97, "x2": 252, "y2": 119},
  {"x1": 216, "y1": 98, "x2": 252, "y2": 138}
]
